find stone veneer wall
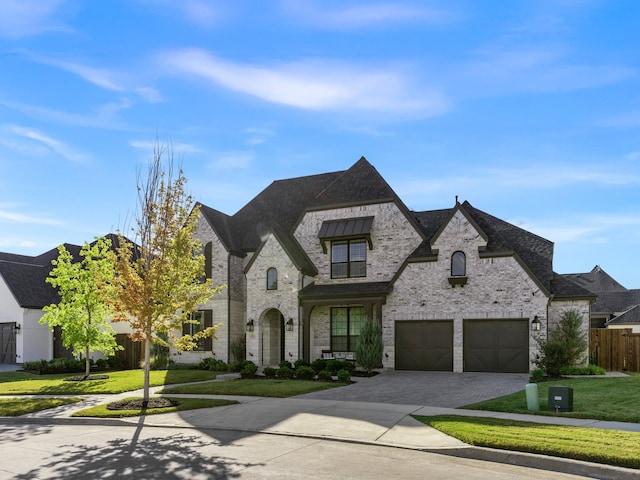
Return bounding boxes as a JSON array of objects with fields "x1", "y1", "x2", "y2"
[
  {"x1": 245, "y1": 234, "x2": 301, "y2": 365},
  {"x1": 294, "y1": 202, "x2": 424, "y2": 284},
  {"x1": 546, "y1": 298, "x2": 591, "y2": 365}
]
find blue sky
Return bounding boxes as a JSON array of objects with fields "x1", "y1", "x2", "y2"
[{"x1": 1, "y1": 0, "x2": 639, "y2": 287}]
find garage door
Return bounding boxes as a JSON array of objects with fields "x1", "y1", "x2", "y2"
[
  {"x1": 463, "y1": 319, "x2": 529, "y2": 373},
  {"x1": 395, "y1": 320, "x2": 453, "y2": 371}
]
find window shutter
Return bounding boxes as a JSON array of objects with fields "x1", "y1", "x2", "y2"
[
  {"x1": 182, "y1": 315, "x2": 190, "y2": 336},
  {"x1": 204, "y1": 310, "x2": 213, "y2": 351},
  {"x1": 204, "y1": 242, "x2": 212, "y2": 279}
]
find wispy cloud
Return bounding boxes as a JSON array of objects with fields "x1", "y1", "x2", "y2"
[
  {"x1": 209, "y1": 152, "x2": 253, "y2": 170},
  {"x1": 159, "y1": 49, "x2": 450, "y2": 117},
  {"x1": 281, "y1": 1, "x2": 460, "y2": 29},
  {"x1": 133, "y1": 0, "x2": 223, "y2": 27},
  {"x1": 0, "y1": 204, "x2": 64, "y2": 226},
  {"x1": 2, "y1": 124, "x2": 88, "y2": 163},
  {"x1": 129, "y1": 140, "x2": 202, "y2": 155},
  {"x1": 0, "y1": 0, "x2": 70, "y2": 39}
]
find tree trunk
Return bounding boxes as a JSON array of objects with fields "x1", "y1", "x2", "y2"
[
  {"x1": 85, "y1": 345, "x2": 91, "y2": 378},
  {"x1": 142, "y1": 333, "x2": 151, "y2": 407}
]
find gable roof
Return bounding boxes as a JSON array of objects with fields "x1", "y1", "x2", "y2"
[
  {"x1": 563, "y1": 266, "x2": 627, "y2": 294},
  {"x1": 562, "y1": 266, "x2": 639, "y2": 314},
  {"x1": 607, "y1": 304, "x2": 640, "y2": 325}
]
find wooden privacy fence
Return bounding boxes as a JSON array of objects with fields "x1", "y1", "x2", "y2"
[{"x1": 590, "y1": 328, "x2": 640, "y2": 372}]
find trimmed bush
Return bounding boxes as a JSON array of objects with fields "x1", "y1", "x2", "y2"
[
  {"x1": 295, "y1": 365, "x2": 315, "y2": 380},
  {"x1": 326, "y1": 359, "x2": 354, "y2": 374},
  {"x1": 530, "y1": 368, "x2": 545, "y2": 383},
  {"x1": 240, "y1": 363, "x2": 258, "y2": 379},
  {"x1": 228, "y1": 361, "x2": 243, "y2": 372},
  {"x1": 311, "y1": 358, "x2": 327, "y2": 373},
  {"x1": 337, "y1": 369, "x2": 351, "y2": 383},
  {"x1": 294, "y1": 359, "x2": 310, "y2": 369},
  {"x1": 107, "y1": 355, "x2": 124, "y2": 369},
  {"x1": 279, "y1": 360, "x2": 293, "y2": 369},
  {"x1": 277, "y1": 366, "x2": 294, "y2": 379},
  {"x1": 263, "y1": 366, "x2": 277, "y2": 378},
  {"x1": 317, "y1": 370, "x2": 333, "y2": 382}
]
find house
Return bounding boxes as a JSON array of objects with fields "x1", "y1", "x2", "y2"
[
  {"x1": 178, "y1": 157, "x2": 595, "y2": 373},
  {"x1": 0, "y1": 234, "x2": 132, "y2": 364},
  {"x1": 564, "y1": 266, "x2": 640, "y2": 333}
]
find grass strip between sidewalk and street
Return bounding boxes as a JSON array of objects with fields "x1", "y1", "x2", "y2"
[
  {"x1": 160, "y1": 378, "x2": 343, "y2": 397},
  {"x1": 0, "y1": 397, "x2": 83, "y2": 416},
  {"x1": 72, "y1": 397, "x2": 238, "y2": 418},
  {"x1": 414, "y1": 415, "x2": 640, "y2": 470},
  {"x1": 0, "y1": 369, "x2": 219, "y2": 395}
]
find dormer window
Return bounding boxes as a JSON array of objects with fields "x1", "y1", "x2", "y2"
[
  {"x1": 331, "y1": 239, "x2": 366, "y2": 278},
  {"x1": 449, "y1": 251, "x2": 467, "y2": 287},
  {"x1": 267, "y1": 267, "x2": 278, "y2": 290},
  {"x1": 451, "y1": 251, "x2": 466, "y2": 276}
]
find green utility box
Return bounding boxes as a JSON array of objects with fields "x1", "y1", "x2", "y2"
[{"x1": 548, "y1": 386, "x2": 573, "y2": 412}]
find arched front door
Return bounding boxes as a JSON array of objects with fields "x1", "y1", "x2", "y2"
[{"x1": 262, "y1": 309, "x2": 285, "y2": 366}]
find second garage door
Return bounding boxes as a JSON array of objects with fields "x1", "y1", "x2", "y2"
[
  {"x1": 395, "y1": 320, "x2": 453, "y2": 371},
  {"x1": 463, "y1": 319, "x2": 529, "y2": 373}
]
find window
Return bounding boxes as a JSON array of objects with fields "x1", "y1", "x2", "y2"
[
  {"x1": 204, "y1": 242, "x2": 212, "y2": 280},
  {"x1": 331, "y1": 239, "x2": 367, "y2": 278},
  {"x1": 183, "y1": 310, "x2": 213, "y2": 351},
  {"x1": 331, "y1": 307, "x2": 366, "y2": 351},
  {"x1": 451, "y1": 251, "x2": 466, "y2": 277},
  {"x1": 267, "y1": 267, "x2": 278, "y2": 290}
]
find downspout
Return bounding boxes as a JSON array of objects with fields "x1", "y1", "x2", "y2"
[{"x1": 227, "y1": 252, "x2": 231, "y2": 363}]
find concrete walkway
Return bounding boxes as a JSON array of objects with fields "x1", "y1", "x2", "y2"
[{"x1": 3, "y1": 371, "x2": 639, "y2": 479}]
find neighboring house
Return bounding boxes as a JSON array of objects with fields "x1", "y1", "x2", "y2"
[
  {"x1": 564, "y1": 266, "x2": 640, "y2": 333},
  {"x1": 180, "y1": 157, "x2": 595, "y2": 373},
  {"x1": 0, "y1": 234, "x2": 131, "y2": 364}
]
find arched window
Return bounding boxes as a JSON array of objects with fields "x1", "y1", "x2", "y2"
[
  {"x1": 204, "y1": 242, "x2": 212, "y2": 280},
  {"x1": 451, "y1": 251, "x2": 466, "y2": 277},
  {"x1": 267, "y1": 267, "x2": 278, "y2": 290}
]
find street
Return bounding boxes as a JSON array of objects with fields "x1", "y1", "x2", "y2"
[{"x1": 0, "y1": 420, "x2": 589, "y2": 479}]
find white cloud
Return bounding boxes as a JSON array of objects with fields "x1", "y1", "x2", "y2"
[
  {"x1": 0, "y1": 0, "x2": 70, "y2": 38},
  {"x1": 210, "y1": 153, "x2": 253, "y2": 170},
  {"x1": 4, "y1": 124, "x2": 88, "y2": 163},
  {"x1": 517, "y1": 214, "x2": 640, "y2": 244},
  {"x1": 0, "y1": 206, "x2": 64, "y2": 226},
  {"x1": 281, "y1": 1, "x2": 460, "y2": 29},
  {"x1": 159, "y1": 49, "x2": 450, "y2": 117}
]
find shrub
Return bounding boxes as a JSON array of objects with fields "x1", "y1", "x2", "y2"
[
  {"x1": 560, "y1": 364, "x2": 606, "y2": 376},
  {"x1": 240, "y1": 363, "x2": 258, "y2": 379},
  {"x1": 534, "y1": 309, "x2": 588, "y2": 378},
  {"x1": 227, "y1": 361, "x2": 243, "y2": 372},
  {"x1": 295, "y1": 366, "x2": 315, "y2": 380},
  {"x1": 263, "y1": 367, "x2": 277, "y2": 378},
  {"x1": 95, "y1": 358, "x2": 107, "y2": 369},
  {"x1": 317, "y1": 370, "x2": 333, "y2": 382},
  {"x1": 230, "y1": 337, "x2": 246, "y2": 363},
  {"x1": 311, "y1": 358, "x2": 327, "y2": 373},
  {"x1": 326, "y1": 359, "x2": 354, "y2": 374},
  {"x1": 530, "y1": 368, "x2": 545, "y2": 383},
  {"x1": 107, "y1": 355, "x2": 124, "y2": 369},
  {"x1": 279, "y1": 360, "x2": 293, "y2": 369},
  {"x1": 337, "y1": 369, "x2": 351, "y2": 383},
  {"x1": 276, "y1": 366, "x2": 294, "y2": 379},
  {"x1": 355, "y1": 320, "x2": 383, "y2": 374},
  {"x1": 149, "y1": 355, "x2": 175, "y2": 370},
  {"x1": 294, "y1": 359, "x2": 310, "y2": 369}
]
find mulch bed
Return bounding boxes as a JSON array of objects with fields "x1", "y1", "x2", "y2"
[
  {"x1": 64, "y1": 375, "x2": 110, "y2": 382},
  {"x1": 107, "y1": 398, "x2": 179, "y2": 410}
]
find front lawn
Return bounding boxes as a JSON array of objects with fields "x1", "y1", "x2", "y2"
[
  {"x1": 0, "y1": 397, "x2": 83, "y2": 416},
  {"x1": 463, "y1": 374, "x2": 640, "y2": 423},
  {"x1": 415, "y1": 415, "x2": 640, "y2": 470},
  {"x1": 0, "y1": 369, "x2": 219, "y2": 395},
  {"x1": 161, "y1": 378, "x2": 343, "y2": 397},
  {"x1": 72, "y1": 397, "x2": 238, "y2": 418}
]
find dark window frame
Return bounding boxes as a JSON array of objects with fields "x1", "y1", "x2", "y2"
[
  {"x1": 451, "y1": 251, "x2": 466, "y2": 277},
  {"x1": 266, "y1": 267, "x2": 278, "y2": 290},
  {"x1": 331, "y1": 239, "x2": 367, "y2": 279},
  {"x1": 183, "y1": 310, "x2": 213, "y2": 351},
  {"x1": 330, "y1": 306, "x2": 367, "y2": 352}
]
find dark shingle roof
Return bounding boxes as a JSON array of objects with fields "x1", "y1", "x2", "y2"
[
  {"x1": 607, "y1": 305, "x2": 640, "y2": 325},
  {"x1": 561, "y1": 266, "x2": 639, "y2": 314},
  {"x1": 563, "y1": 266, "x2": 627, "y2": 293},
  {"x1": 299, "y1": 281, "x2": 392, "y2": 300}
]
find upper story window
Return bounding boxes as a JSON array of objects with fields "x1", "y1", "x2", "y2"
[
  {"x1": 183, "y1": 310, "x2": 213, "y2": 351},
  {"x1": 204, "y1": 242, "x2": 212, "y2": 280},
  {"x1": 331, "y1": 239, "x2": 367, "y2": 278},
  {"x1": 267, "y1": 267, "x2": 278, "y2": 290},
  {"x1": 451, "y1": 251, "x2": 466, "y2": 277}
]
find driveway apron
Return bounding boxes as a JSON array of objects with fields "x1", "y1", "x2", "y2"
[{"x1": 297, "y1": 371, "x2": 531, "y2": 408}]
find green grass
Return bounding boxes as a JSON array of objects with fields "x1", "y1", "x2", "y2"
[
  {"x1": 72, "y1": 397, "x2": 238, "y2": 418},
  {"x1": 161, "y1": 378, "x2": 343, "y2": 397},
  {"x1": 0, "y1": 397, "x2": 83, "y2": 416},
  {"x1": 463, "y1": 374, "x2": 640, "y2": 423},
  {"x1": 0, "y1": 369, "x2": 218, "y2": 395},
  {"x1": 415, "y1": 415, "x2": 640, "y2": 470}
]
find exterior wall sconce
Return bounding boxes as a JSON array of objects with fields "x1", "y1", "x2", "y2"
[
  {"x1": 286, "y1": 318, "x2": 294, "y2": 331},
  {"x1": 531, "y1": 316, "x2": 541, "y2": 332},
  {"x1": 13, "y1": 324, "x2": 21, "y2": 334},
  {"x1": 246, "y1": 319, "x2": 254, "y2": 332}
]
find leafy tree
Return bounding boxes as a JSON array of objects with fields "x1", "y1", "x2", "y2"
[
  {"x1": 40, "y1": 237, "x2": 121, "y2": 377},
  {"x1": 356, "y1": 320, "x2": 383, "y2": 374},
  {"x1": 113, "y1": 143, "x2": 223, "y2": 405},
  {"x1": 534, "y1": 309, "x2": 588, "y2": 378}
]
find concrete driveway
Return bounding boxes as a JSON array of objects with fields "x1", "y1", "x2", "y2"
[
  {"x1": 297, "y1": 370, "x2": 531, "y2": 407},
  {"x1": 0, "y1": 364, "x2": 21, "y2": 373}
]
